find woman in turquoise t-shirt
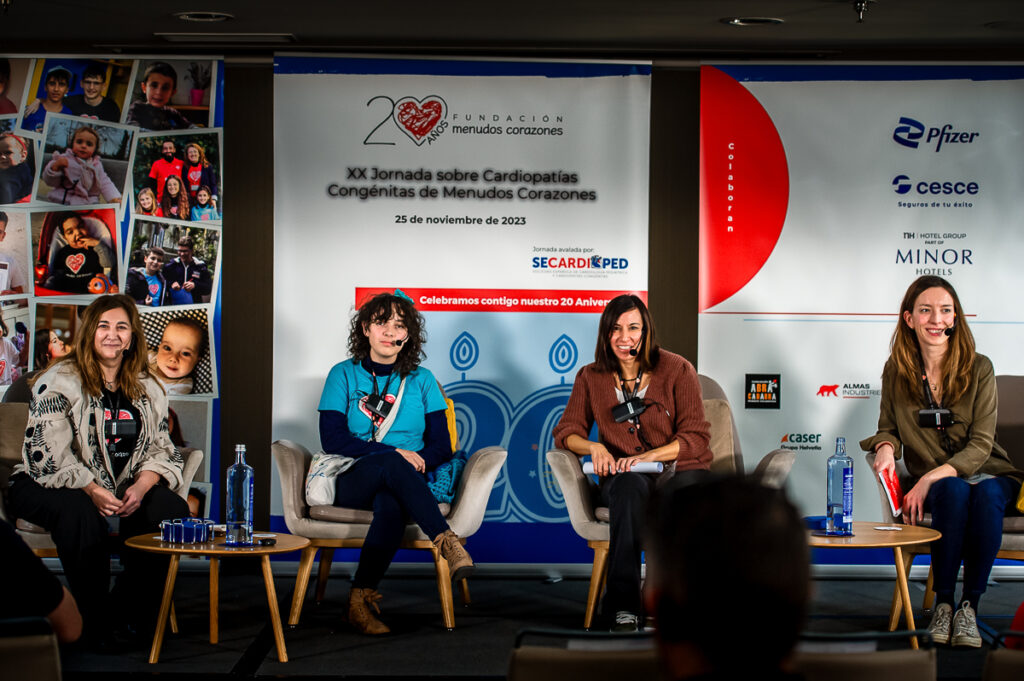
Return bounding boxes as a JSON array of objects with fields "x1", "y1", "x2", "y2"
[{"x1": 317, "y1": 290, "x2": 474, "y2": 635}]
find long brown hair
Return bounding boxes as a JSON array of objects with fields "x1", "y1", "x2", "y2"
[
  {"x1": 50, "y1": 294, "x2": 156, "y2": 401},
  {"x1": 889, "y1": 275, "x2": 975, "y2": 405},
  {"x1": 593, "y1": 294, "x2": 660, "y2": 374},
  {"x1": 160, "y1": 175, "x2": 190, "y2": 219},
  {"x1": 348, "y1": 292, "x2": 425, "y2": 377}
]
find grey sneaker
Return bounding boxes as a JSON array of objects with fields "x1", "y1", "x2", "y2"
[
  {"x1": 927, "y1": 602, "x2": 953, "y2": 645},
  {"x1": 951, "y1": 602, "x2": 982, "y2": 648},
  {"x1": 611, "y1": 611, "x2": 639, "y2": 633}
]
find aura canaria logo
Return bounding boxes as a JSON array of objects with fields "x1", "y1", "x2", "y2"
[
  {"x1": 892, "y1": 116, "x2": 980, "y2": 152},
  {"x1": 363, "y1": 94, "x2": 449, "y2": 147}
]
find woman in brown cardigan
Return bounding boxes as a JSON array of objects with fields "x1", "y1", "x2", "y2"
[
  {"x1": 553, "y1": 294, "x2": 712, "y2": 631},
  {"x1": 861, "y1": 275, "x2": 1023, "y2": 648}
]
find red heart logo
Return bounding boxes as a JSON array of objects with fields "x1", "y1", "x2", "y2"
[
  {"x1": 393, "y1": 96, "x2": 447, "y2": 145},
  {"x1": 358, "y1": 394, "x2": 397, "y2": 427},
  {"x1": 66, "y1": 253, "x2": 86, "y2": 274},
  {"x1": 149, "y1": 283, "x2": 160, "y2": 295}
]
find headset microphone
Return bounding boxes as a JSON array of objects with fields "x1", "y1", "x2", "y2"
[
  {"x1": 944, "y1": 315, "x2": 956, "y2": 337},
  {"x1": 394, "y1": 338, "x2": 405, "y2": 346},
  {"x1": 628, "y1": 347, "x2": 638, "y2": 356}
]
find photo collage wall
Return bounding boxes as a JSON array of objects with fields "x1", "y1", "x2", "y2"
[{"x1": 1, "y1": 55, "x2": 223, "y2": 502}]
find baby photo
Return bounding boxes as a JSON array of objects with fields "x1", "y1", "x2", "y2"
[
  {"x1": 125, "y1": 59, "x2": 216, "y2": 131},
  {"x1": 32, "y1": 300, "x2": 82, "y2": 372},
  {"x1": 0, "y1": 131, "x2": 36, "y2": 205},
  {"x1": 35, "y1": 114, "x2": 135, "y2": 210},
  {"x1": 140, "y1": 306, "x2": 216, "y2": 397},
  {"x1": 132, "y1": 130, "x2": 223, "y2": 223},
  {"x1": 127, "y1": 218, "x2": 220, "y2": 307},
  {"x1": 0, "y1": 208, "x2": 30, "y2": 295},
  {"x1": 31, "y1": 208, "x2": 119, "y2": 296}
]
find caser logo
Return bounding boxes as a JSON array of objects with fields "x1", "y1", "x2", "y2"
[
  {"x1": 892, "y1": 116, "x2": 980, "y2": 152},
  {"x1": 781, "y1": 433, "x2": 821, "y2": 444},
  {"x1": 892, "y1": 175, "x2": 979, "y2": 196}
]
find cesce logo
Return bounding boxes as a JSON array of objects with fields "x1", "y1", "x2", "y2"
[
  {"x1": 892, "y1": 116, "x2": 980, "y2": 152},
  {"x1": 364, "y1": 94, "x2": 449, "y2": 147},
  {"x1": 892, "y1": 174, "x2": 979, "y2": 196}
]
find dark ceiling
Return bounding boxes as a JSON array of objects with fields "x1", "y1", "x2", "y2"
[{"x1": 2, "y1": 0, "x2": 1024, "y2": 59}]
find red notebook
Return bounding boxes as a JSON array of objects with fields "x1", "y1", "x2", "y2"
[{"x1": 878, "y1": 468, "x2": 904, "y2": 517}]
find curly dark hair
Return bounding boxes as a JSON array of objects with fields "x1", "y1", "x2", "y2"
[{"x1": 348, "y1": 292, "x2": 425, "y2": 377}]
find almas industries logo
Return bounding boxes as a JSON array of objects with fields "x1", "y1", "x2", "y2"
[{"x1": 363, "y1": 94, "x2": 449, "y2": 147}]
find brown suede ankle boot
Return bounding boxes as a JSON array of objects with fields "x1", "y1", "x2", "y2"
[
  {"x1": 433, "y1": 529, "x2": 475, "y2": 582},
  {"x1": 347, "y1": 587, "x2": 390, "y2": 635}
]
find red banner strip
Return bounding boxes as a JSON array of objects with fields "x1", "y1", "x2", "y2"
[{"x1": 355, "y1": 288, "x2": 648, "y2": 313}]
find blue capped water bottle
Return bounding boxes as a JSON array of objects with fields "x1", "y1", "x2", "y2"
[
  {"x1": 225, "y1": 444, "x2": 254, "y2": 546},
  {"x1": 826, "y1": 437, "x2": 853, "y2": 536}
]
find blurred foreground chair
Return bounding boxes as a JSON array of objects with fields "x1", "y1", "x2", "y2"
[
  {"x1": 272, "y1": 435, "x2": 506, "y2": 630},
  {"x1": 983, "y1": 630, "x2": 1024, "y2": 681},
  {"x1": 0, "y1": 617, "x2": 62, "y2": 681},
  {"x1": 546, "y1": 373, "x2": 796, "y2": 628},
  {"x1": 794, "y1": 631, "x2": 936, "y2": 681},
  {"x1": 508, "y1": 628, "x2": 658, "y2": 681},
  {"x1": 867, "y1": 375, "x2": 1024, "y2": 628}
]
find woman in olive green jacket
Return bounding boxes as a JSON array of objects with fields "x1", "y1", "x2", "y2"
[{"x1": 862, "y1": 276, "x2": 1022, "y2": 648}]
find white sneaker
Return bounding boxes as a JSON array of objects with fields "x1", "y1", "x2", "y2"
[
  {"x1": 611, "y1": 611, "x2": 639, "y2": 632},
  {"x1": 951, "y1": 602, "x2": 982, "y2": 648},
  {"x1": 927, "y1": 602, "x2": 953, "y2": 645}
]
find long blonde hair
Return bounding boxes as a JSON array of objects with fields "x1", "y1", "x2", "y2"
[
  {"x1": 51, "y1": 294, "x2": 156, "y2": 401},
  {"x1": 889, "y1": 276, "x2": 975, "y2": 406}
]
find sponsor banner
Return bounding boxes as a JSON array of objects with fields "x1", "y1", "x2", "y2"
[
  {"x1": 355, "y1": 287, "x2": 646, "y2": 313},
  {"x1": 273, "y1": 56, "x2": 651, "y2": 562},
  {"x1": 698, "y1": 64, "x2": 1024, "y2": 522}
]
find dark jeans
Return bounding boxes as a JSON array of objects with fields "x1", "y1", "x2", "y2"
[
  {"x1": 599, "y1": 468, "x2": 709, "y2": 617},
  {"x1": 925, "y1": 475, "x2": 1021, "y2": 610},
  {"x1": 8, "y1": 475, "x2": 188, "y2": 635},
  {"x1": 334, "y1": 451, "x2": 449, "y2": 589}
]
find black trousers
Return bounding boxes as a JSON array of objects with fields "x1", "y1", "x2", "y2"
[
  {"x1": 599, "y1": 468, "x2": 709, "y2": 618},
  {"x1": 8, "y1": 475, "x2": 188, "y2": 635}
]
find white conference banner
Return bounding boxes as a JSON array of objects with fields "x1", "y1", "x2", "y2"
[
  {"x1": 698, "y1": 64, "x2": 1024, "y2": 528},
  {"x1": 272, "y1": 56, "x2": 650, "y2": 563}
]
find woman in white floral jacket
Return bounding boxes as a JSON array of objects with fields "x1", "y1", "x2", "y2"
[{"x1": 9, "y1": 294, "x2": 186, "y2": 648}]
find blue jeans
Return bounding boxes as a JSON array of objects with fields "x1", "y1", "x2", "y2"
[
  {"x1": 925, "y1": 475, "x2": 1021, "y2": 609},
  {"x1": 334, "y1": 451, "x2": 449, "y2": 589}
]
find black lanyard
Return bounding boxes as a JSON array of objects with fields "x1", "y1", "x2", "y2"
[
  {"x1": 920, "y1": 372, "x2": 940, "y2": 410},
  {"x1": 619, "y1": 371, "x2": 642, "y2": 401}
]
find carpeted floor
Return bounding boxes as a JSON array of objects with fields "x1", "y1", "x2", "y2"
[{"x1": 56, "y1": 563, "x2": 1024, "y2": 680}]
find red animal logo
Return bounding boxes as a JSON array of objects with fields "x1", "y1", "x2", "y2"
[
  {"x1": 393, "y1": 96, "x2": 447, "y2": 145},
  {"x1": 817, "y1": 384, "x2": 839, "y2": 397}
]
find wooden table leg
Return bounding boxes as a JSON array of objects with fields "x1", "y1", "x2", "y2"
[
  {"x1": 289, "y1": 545, "x2": 317, "y2": 626},
  {"x1": 261, "y1": 555, "x2": 288, "y2": 662},
  {"x1": 893, "y1": 546, "x2": 919, "y2": 649},
  {"x1": 149, "y1": 554, "x2": 180, "y2": 664},
  {"x1": 210, "y1": 556, "x2": 219, "y2": 644}
]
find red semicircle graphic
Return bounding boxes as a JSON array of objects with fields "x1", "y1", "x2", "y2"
[{"x1": 699, "y1": 66, "x2": 789, "y2": 312}]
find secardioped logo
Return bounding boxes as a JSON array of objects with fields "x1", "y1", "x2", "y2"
[
  {"x1": 363, "y1": 94, "x2": 449, "y2": 147},
  {"x1": 892, "y1": 116, "x2": 980, "y2": 152}
]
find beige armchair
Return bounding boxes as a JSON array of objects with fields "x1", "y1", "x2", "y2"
[
  {"x1": 1, "y1": 400, "x2": 205, "y2": 556},
  {"x1": 866, "y1": 375, "x2": 1024, "y2": 628},
  {"x1": 272, "y1": 439, "x2": 507, "y2": 630},
  {"x1": 546, "y1": 373, "x2": 796, "y2": 629}
]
